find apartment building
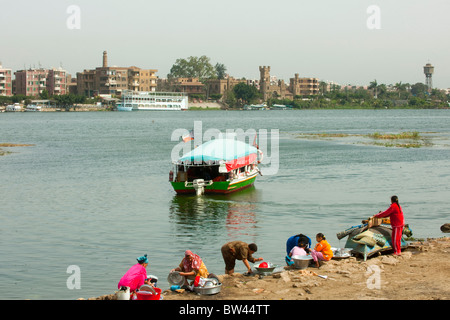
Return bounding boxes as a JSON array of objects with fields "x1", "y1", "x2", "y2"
[
  {"x1": 95, "y1": 65, "x2": 129, "y2": 95},
  {"x1": 76, "y1": 69, "x2": 96, "y2": 97},
  {"x1": 0, "y1": 64, "x2": 13, "y2": 96},
  {"x1": 259, "y1": 66, "x2": 319, "y2": 100},
  {"x1": 47, "y1": 68, "x2": 68, "y2": 95},
  {"x1": 76, "y1": 51, "x2": 158, "y2": 96},
  {"x1": 128, "y1": 66, "x2": 158, "y2": 92},
  {"x1": 290, "y1": 74, "x2": 320, "y2": 96},
  {"x1": 14, "y1": 68, "x2": 47, "y2": 96},
  {"x1": 14, "y1": 67, "x2": 67, "y2": 96}
]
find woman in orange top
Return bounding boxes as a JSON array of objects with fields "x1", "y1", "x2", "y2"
[{"x1": 310, "y1": 233, "x2": 333, "y2": 267}]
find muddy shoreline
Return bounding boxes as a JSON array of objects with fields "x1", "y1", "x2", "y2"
[{"x1": 85, "y1": 237, "x2": 449, "y2": 301}]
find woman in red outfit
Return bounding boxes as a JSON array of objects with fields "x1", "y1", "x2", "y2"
[{"x1": 373, "y1": 195, "x2": 405, "y2": 255}]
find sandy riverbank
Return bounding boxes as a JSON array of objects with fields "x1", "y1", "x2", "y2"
[{"x1": 88, "y1": 237, "x2": 449, "y2": 300}]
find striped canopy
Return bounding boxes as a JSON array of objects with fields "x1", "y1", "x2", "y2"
[{"x1": 178, "y1": 138, "x2": 258, "y2": 172}]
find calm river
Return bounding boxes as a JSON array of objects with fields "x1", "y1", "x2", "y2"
[{"x1": 1, "y1": 109, "x2": 449, "y2": 299}]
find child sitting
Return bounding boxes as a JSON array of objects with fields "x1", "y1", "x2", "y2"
[
  {"x1": 310, "y1": 233, "x2": 333, "y2": 267},
  {"x1": 289, "y1": 241, "x2": 309, "y2": 257}
]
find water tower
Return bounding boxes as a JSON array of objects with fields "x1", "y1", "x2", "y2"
[{"x1": 423, "y1": 63, "x2": 434, "y2": 92}]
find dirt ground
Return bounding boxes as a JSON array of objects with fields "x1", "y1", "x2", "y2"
[{"x1": 159, "y1": 237, "x2": 450, "y2": 301}]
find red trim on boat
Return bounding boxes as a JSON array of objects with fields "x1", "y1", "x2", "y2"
[{"x1": 225, "y1": 154, "x2": 257, "y2": 172}]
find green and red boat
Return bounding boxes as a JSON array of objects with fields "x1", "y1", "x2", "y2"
[{"x1": 169, "y1": 138, "x2": 263, "y2": 195}]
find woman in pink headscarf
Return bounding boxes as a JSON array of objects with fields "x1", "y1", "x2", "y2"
[{"x1": 171, "y1": 250, "x2": 209, "y2": 285}]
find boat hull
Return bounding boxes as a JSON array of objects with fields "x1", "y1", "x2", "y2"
[
  {"x1": 117, "y1": 106, "x2": 133, "y2": 111},
  {"x1": 171, "y1": 175, "x2": 257, "y2": 195},
  {"x1": 343, "y1": 225, "x2": 411, "y2": 261}
]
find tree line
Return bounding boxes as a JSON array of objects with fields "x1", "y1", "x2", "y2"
[
  {"x1": 163, "y1": 55, "x2": 449, "y2": 109},
  {"x1": 274, "y1": 80, "x2": 449, "y2": 109}
]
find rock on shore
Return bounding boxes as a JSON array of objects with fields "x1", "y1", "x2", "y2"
[{"x1": 441, "y1": 223, "x2": 450, "y2": 233}]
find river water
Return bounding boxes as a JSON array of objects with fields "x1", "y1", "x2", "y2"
[{"x1": 1, "y1": 109, "x2": 449, "y2": 299}]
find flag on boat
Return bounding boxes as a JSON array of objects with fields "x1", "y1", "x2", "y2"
[
  {"x1": 182, "y1": 130, "x2": 194, "y2": 142},
  {"x1": 252, "y1": 133, "x2": 258, "y2": 149}
]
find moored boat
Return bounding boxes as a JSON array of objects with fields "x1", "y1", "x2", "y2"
[
  {"x1": 6, "y1": 103, "x2": 22, "y2": 112},
  {"x1": 116, "y1": 102, "x2": 133, "y2": 111},
  {"x1": 122, "y1": 90, "x2": 188, "y2": 111},
  {"x1": 24, "y1": 105, "x2": 42, "y2": 112},
  {"x1": 337, "y1": 221, "x2": 412, "y2": 261},
  {"x1": 169, "y1": 138, "x2": 263, "y2": 195}
]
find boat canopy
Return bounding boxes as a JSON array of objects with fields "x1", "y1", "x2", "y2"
[{"x1": 177, "y1": 138, "x2": 258, "y2": 172}]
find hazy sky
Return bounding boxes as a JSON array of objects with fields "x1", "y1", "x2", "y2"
[{"x1": 1, "y1": 0, "x2": 449, "y2": 88}]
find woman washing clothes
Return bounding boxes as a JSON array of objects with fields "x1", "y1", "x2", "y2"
[
  {"x1": 117, "y1": 254, "x2": 152, "y2": 294},
  {"x1": 171, "y1": 250, "x2": 209, "y2": 286}
]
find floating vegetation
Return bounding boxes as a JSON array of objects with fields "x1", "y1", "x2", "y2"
[
  {"x1": 366, "y1": 131, "x2": 432, "y2": 148},
  {"x1": 367, "y1": 131, "x2": 420, "y2": 140},
  {"x1": 0, "y1": 143, "x2": 35, "y2": 147},
  {"x1": 295, "y1": 131, "x2": 434, "y2": 148},
  {"x1": 370, "y1": 142, "x2": 423, "y2": 148},
  {"x1": 296, "y1": 133, "x2": 353, "y2": 139},
  {"x1": 0, "y1": 143, "x2": 35, "y2": 156}
]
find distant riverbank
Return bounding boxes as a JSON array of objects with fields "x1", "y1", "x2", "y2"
[{"x1": 1, "y1": 104, "x2": 449, "y2": 113}]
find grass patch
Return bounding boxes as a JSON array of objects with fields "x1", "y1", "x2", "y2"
[
  {"x1": 0, "y1": 143, "x2": 35, "y2": 156},
  {"x1": 0, "y1": 149, "x2": 11, "y2": 156},
  {"x1": 367, "y1": 131, "x2": 420, "y2": 140},
  {"x1": 366, "y1": 131, "x2": 432, "y2": 148},
  {"x1": 371, "y1": 142, "x2": 422, "y2": 148},
  {"x1": 308, "y1": 133, "x2": 350, "y2": 138},
  {"x1": 295, "y1": 131, "x2": 434, "y2": 148},
  {"x1": 0, "y1": 143, "x2": 35, "y2": 147},
  {"x1": 297, "y1": 133, "x2": 352, "y2": 139}
]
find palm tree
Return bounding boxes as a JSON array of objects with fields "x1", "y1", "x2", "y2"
[
  {"x1": 394, "y1": 82, "x2": 407, "y2": 98},
  {"x1": 319, "y1": 81, "x2": 328, "y2": 96},
  {"x1": 369, "y1": 80, "x2": 378, "y2": 99},
  {"x1": 215, "y1": 63, "x2": 227, "y2": 80}
]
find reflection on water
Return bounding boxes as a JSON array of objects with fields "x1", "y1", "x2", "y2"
[
  {"x1": 169, "y1": 186, "x2": 262, "y2": 239},
  {"x1": 225, "y1": 200, "x2": 257, "y2": 238}
]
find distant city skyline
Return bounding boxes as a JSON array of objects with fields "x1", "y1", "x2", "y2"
[{"x1": 1, "y1": 0, "x2": 449, "y2": 88}]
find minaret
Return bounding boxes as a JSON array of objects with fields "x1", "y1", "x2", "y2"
[
  {"x1": 259, "y1": 66, "x2": 271, "y2": 101},
  {"x1": 103, "y1": 51, "x2": 108, "y2": 68}
]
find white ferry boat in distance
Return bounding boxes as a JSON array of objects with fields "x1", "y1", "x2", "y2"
[
  {"x1": 25, "y1": 105, "x2": 42, "y2": 112},
  {"x1": 6, "y1": 103, "x2": 22, "y2": 112},
  {"x1": 121, "y1": 90, "x2": 188, "y2": 111}
]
